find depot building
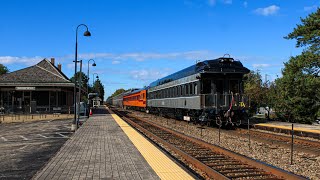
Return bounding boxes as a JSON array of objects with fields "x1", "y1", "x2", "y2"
[{"x1": 0, "y1": 58, "x2": 74, "y2": 114}]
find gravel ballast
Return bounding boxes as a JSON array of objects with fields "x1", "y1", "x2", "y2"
[{"x1": 129, "y1": 110, "x2": 320, "y2": 179}]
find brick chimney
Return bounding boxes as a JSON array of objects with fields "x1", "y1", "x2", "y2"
[
  {"x1": 58, "y1": 63, "x2": 62, "y2": 71},
  {"x1": 50, "y1": 58, "x2": 55, "y2": 65}
]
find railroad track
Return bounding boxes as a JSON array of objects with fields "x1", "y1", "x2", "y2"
[
  {"x1": 111, "y1": 108, "x2": 305, "y2": 180},
  {"x1": 237, "y1": 129, "x2": 320, "y2": 155},
  {"x1": 127, "y1": 109, "x2": 320, "y2": 155}
]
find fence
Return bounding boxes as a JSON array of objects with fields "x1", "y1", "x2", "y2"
[{"x1": 0, "y1": 113, "x2": 73, "y2": 124}]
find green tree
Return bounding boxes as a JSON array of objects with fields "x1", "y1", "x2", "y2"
[
  {"x1": 276, "y1": 52, "x2": 320, "y2": 123},
  {"x1": 285, "y1": 8, "x2": 320, "y2": 54},
  {"x1": 277, "y1": 9, "x2": 320, "y2": 123},
  {"x1": 70, "y1": 72, "x2": 90, "y2": 102},
  {"x1": 244, "y1": 70, "x2": 279, "y2": 119},
  {"x1": 0, "y1": 64, "x2": 9, "y2": 75},
  {"x1": 93, "y1": 79, "x2": 105, "y2": 101},
  {"x1": 243, "y1": 70, "x2": 264, "y2": 115},
  {"x1": 109, "y1": 88, "x2": 126, "y2": 98}
]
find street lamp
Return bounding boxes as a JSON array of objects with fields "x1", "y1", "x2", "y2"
[
  {"x1": 72, "y1": 24, "x2": 91, "y2": 131},
  {"x1": 87, "y1": 59, "x2": 96, "y2": 95},
  {"x1": 93, "y1": 73, "x2": 99, "y2": 84}
]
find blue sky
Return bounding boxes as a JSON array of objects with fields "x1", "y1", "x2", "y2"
[{"x1": 0, "y1": 0, "x2": 319, "y2": 99}]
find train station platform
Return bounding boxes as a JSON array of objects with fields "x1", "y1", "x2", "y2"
[
  {"x1": 254, "y1": 121, "x2": 320, "y2": 140},
  {"x1": 33, "y1": 107, "x2": 194, "y2": 180}
]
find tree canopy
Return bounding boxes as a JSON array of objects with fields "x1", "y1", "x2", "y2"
[
  {"x1": 275, "y1": 52, "x2": 320, "y2": 123},
  {"x1": 70, "y1": 72, "x2": 90, "y2": 102},
  {"x1": 0, "y1": 64, "x2": 9, "y2": 75},
  {"x1": 285, "y1": 9, "x2": 320, "y2": 53},
  {"x1": 277, "y1": 9, "x2": 320, "y2": 123},
  {"x1": 93, "y1": 79, "x2": 105, "y2": 101},
  {"x1": 109, "y1": 88, "x2": 126, "y2": 98}
]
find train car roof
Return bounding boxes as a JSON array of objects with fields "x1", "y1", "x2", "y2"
[
  {"x1": 123, "y1": 87, "x2": 147, "y2": 97},
  {"x1": 149, "y1": 56, "x2": 250, "y2": 88}
]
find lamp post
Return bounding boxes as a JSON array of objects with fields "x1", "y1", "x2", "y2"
[
  {"x1": 87, "y1": 59, "x2": 96, "y2": 115},
  {"x1": 87, "y1": 59, "x2": 96, "y2": 95},
  {"x1": 93, "y1": 73, "x2": 99, "y2": 85},
  {"x1": 72, "y1": 24, "x2": 91, "y2": 131}
]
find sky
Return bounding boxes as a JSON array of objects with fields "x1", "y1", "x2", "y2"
[{"x1": 0, "y1": 0, "x2": 319, "y2": 99}]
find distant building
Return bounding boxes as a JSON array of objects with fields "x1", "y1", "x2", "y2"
[
  {"x1": 0, "y1": 58, "x2": 74, "y2": 114},
  {"x1": 92, "y1": 97, "x2": 102, "y2": 107}
]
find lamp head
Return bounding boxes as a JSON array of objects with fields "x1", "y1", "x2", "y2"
[
  {"x1": 92, "y1": 62, "x2": 96, "y2": 66},
  {"x1": 96, "y1": 75, "x2": 99, "y2": 79},
  {"x1": 84, "y1": 30, "x2": 91, "y2": 37}
]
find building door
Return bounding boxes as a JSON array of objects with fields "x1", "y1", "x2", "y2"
[{"x1": 24, "y1": 91, "x2": 31, "y2": 113}]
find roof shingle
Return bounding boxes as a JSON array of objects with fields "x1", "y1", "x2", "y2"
[{"x1": 0, "y1": 59, "x2": 72, "y2": 84}]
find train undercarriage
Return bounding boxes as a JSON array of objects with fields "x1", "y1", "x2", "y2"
[{"x1": 145, "y1": 106, "x2": 248, "y2": 128}]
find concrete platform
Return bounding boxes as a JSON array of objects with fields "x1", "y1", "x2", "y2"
[
  {"x1": 33, "y1": 107, "x2": 194, "y2": 180},
  {"x1": 254, "y1": 121, "x2": 320, "y2": 139}
]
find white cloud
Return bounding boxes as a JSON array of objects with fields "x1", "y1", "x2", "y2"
[
  {"x1": 304, "y1": 5, "x2": 318, "y2": 12},
  {"x1": 78, "y1": 50, "x2": 215, "y2": 62},
  {"x1": 208, "y1": 0, "x2": 231, "y2": 6},
  {"x1": 0, "y1": 56, "x2": 43, "y2": 66},
  {"x1": 223, "y1": 0, "x2": 232, "y2": 5},
  {"x1": 243, "y1": 1, "x2": 248, "y2": 8},
  {"x1": 254, "y1": 5, "x2": 280, "y2": 16},
  {"x1": 130, "y1": 69, "x2": 171, "y2": 81},
  {"x1": 112, "y1": 60, "x2": 121, "y2": 64},
  {"x1": 252, "y1": 64, "x2": 272, "y2": 68}
]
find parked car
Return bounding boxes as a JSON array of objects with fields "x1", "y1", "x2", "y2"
[{"x1": 73, "y1": 102, "x2": 89, "y2": 117}]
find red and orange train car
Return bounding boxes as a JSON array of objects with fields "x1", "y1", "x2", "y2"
[{"x1": 123, "y1": 89, "x2": 147, "y2": 110}]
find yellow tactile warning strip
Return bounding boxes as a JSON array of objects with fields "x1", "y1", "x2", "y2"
[
  {"x1": 256, "y1": 123, "x2": 320, "y2": 134},
  {"x1": 110, "y1": 112, "x2": 195, "y2": 180}
]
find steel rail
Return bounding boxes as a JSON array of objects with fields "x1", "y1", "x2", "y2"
[{"x1": 237, "y1": 129, "x2": 320, "y2": 153}]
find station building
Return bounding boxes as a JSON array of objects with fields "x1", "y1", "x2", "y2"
[{"x1": 0, "y1": 58, "x2": 74, "y2": 114}]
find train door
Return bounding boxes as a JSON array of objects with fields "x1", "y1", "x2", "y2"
[{"x1": 213, "y1": 80, "x2": 224, "y2": 107}]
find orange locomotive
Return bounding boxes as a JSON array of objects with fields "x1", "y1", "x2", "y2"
[{"x1": 123, "y1": 89, "x2": 147, "y2": 110}]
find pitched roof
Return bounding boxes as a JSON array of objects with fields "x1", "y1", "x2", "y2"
[{"x1": 0, "y1": 59, "x2": 74, "y2": 86}]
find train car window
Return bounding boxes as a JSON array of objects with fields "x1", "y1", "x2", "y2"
[
  {"x1": 173, "y1": 87, "x2": 176, "y2": 97},
  {"x1": 216, "y1": 80, "x2": 223, "y2": 94},
  {"x1": 190, "y1": 83, "x2": 193, "y2": 95},
  {"x1": 202, "y1": 79, "x2": 211, "y2": 94},
  {"x1": 172, "y1": 87, "x2": 174, "y2": 97},
  {"x1": 230, "y1": 80, "x2": 239, "y2": 93},
  {"x1": 177, "y1": 86, "x2": 180, "y2": 96},
  {"x1": 194, "y1": 83, "x2": 198, "y2": 95},
  {"x1": 223, "y1": 80, "x2": 229, "y2": 94},
  {"x1": 171, "y1": 87, "x2": 174, "y2": 97}
]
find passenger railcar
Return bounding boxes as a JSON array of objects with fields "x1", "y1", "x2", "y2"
[
  {"x1": 123, "y1": 89, "x2": 147, "y2": 110},
  {"x1": 109, "y1": 55, "x2": 250, "y2": 126},
  {"x1": 147, "y1": 55, "x2": 250, "y2": 126},
  {"x1": 111, "y1": 92, "x2": 126, "y2": 108}
]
